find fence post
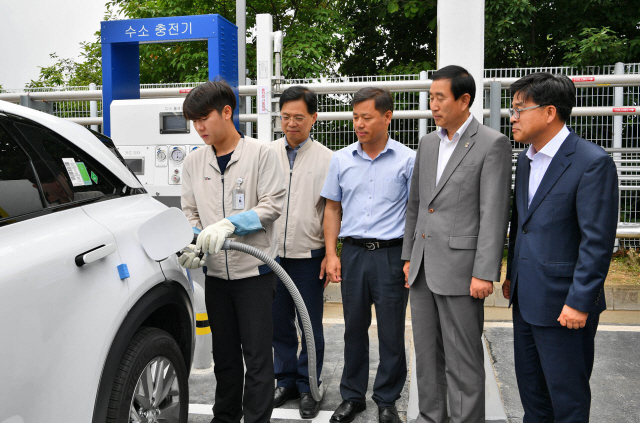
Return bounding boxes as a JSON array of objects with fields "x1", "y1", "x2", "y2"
[
  {"x1": 489, "y1": 81, "x2": 502, "y2": 132},
  {"x1": 613, "y1": 62, "x2": 624, "y2": 249},
  {"x1": 246, "y1": 77, "x2": 253, "y2": 136},
  {"x1": 89, "y1": 83, "x2": 98, "y2": 132},
  {"x1": 419, "y1": 71, "x2": 428, "y2": 139},
  {"x1": 256, "y1": 14, "x2": 274, "y2": 142}
]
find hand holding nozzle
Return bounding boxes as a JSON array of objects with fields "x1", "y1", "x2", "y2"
[
  {"x1": 196, "y1": 219, "x2": 236, "y2": 255},
  {"x1": 178, "y1": 244, "x2": 206, "y2": 269}
]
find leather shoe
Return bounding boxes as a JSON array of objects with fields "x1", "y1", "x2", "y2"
[
  {"x1": 274, "y1": 386, "x2": 299, "y2": 408},
  {"x1": 378, "y1": 405, "x2": 399, "y2": 423},
  {"x1": 299, "y1": 392, "x2": 321, "y2": 419},
  {"x1": 330, "y1": 400, "x2": 366, "y2": 423}
]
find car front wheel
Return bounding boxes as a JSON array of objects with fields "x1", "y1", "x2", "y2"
[{"x1": 106, "y1": 327, "x2": 189, "y2": 423}]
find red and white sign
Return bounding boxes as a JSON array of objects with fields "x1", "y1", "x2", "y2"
[
  {"x1": 179, "y1": 89, "x2": 192, "y2": 94},
  {"x1": 258, "y1": 86, "x2": 269, "y2": 114},
  {"x1": 613, "y1": 107, "x2": 636, "y2": 113},
  {"x1": 572, "y1": 77, "x2": 596, "y2": 82}
]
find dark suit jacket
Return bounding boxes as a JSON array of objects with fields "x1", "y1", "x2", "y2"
[
  {"x1": 506, "y1": 130, "x2": 619, "y2": 326},
  {"x1": 402, "y1": 117, "x2": 512, "y2": 295}
]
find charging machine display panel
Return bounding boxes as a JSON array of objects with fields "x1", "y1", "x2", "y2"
[{"x1": 111, "y1": 98, "x2": 204, "y2": 207}]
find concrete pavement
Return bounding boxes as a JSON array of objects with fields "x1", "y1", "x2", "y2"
[{"x1": 186, "y1": 304, "x2": 640, "y2": 422}]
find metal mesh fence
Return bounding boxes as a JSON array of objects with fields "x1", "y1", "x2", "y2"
[
  {"x1": 278, "y1": 73, "x2": 432, "y2": 150},
  {"x1": 2, "y1": 65, "x2": 639, "y2": 246},
  {"x1": 0, "y1": 85, "x2": 103, "y2": 120}
]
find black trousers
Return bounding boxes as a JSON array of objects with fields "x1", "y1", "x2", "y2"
[
  {"x1": 272, "y1": 256, "x2": 325, "y2": 393},
  {"x1": 339, "y1": 242, "x2": 409, "y2": 407},
  {"x1": 205, "y1": 272, "x2": 277, "y2": 423}
]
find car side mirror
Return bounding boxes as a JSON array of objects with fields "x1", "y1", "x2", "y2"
[{"x1": 138, "y1": 207, "x2": 193, "y2": 261}]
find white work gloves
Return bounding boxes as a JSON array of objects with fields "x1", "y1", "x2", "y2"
[
  {"x1": 196, "y1": 218, "x2": 236, "y2": 255},
  {"x1": 178, "y1": 244, "x2": 205, "y2": 269}
]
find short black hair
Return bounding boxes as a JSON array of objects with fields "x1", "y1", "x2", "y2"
[
  {"x1": 183, "y1": 80, "x2": 236, "y2": 120},
  {"x1": 509, "y1": 72, "x2": 575, "y2": 122},
  {"x1": 352, "y1": 87, "x2": 394, "y2": 114},
  {"x1": 431, "y1": 65, "x2": 476, "y2": 107},
  {"x1": 279, "y1": 86, "x2": 318, "y2": 114}
]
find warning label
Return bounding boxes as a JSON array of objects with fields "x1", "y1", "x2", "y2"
[{"x1": 572, "y1": 77, "x2": 596, "y2": 82}]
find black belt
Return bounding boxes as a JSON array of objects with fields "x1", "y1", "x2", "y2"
[{"x1": 344, "y1": 237, "x2": 403, "y2": 251}]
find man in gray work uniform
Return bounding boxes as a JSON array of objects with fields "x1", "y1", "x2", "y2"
[{"x1": 271, "y1": 86, "x2": 333, "y2": 419}]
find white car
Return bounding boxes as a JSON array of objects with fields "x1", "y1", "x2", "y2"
[{"x1": 0, "y1": 100, "x2": 195, "y2": 423}]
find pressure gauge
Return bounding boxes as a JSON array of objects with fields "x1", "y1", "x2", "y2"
[
  {"x1": 170, "y1": 147, "x2": 185, "y2": 163},
  {"x1": 156, "y1": 149, "x2": 167, "y2": 162}
]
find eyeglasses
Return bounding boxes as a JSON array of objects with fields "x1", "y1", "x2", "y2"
[
  {"x1": 280, "y1": 115, "x2": 308, "y2": 123},
  {"x1": 509, "y1": 104, "x2": 544, "y2": 119}
]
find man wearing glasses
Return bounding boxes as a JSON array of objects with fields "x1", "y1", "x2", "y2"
[
  {"x1": 271, "y1": 86, "x2": 333, "y2": 419},
  {"x1": 503, "y1": 72, "x2": 618, "y2": 422}
]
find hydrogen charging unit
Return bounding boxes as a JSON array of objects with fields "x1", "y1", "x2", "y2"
[
  {"x1": 110, "y1": 97, "x2": 205, "y2": 207},
  {"x1": 101, "y1": 14, "x2": 238, "y2": 207}
]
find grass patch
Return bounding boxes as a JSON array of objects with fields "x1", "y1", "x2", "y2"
[{"x1": 609, "y1": 249, "x2": 640, "y2": 286}]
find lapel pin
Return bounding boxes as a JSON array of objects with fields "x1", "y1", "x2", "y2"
[{"x1": 464, "y1": 142, "x2": 469, "y2": 148}]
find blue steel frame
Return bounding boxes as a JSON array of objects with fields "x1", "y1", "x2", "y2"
[{"x1": 101, "y1": 14, "x2": 239, "y2": 135}]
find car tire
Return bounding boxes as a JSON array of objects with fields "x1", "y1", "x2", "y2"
[{"x1": 106, "y1": 327, "x2": 189, "y2": 423}]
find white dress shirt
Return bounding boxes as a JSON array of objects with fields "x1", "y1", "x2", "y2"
[
  {"x1": 526, "y1": 125, "x2": 570, "y2": 206},
  {"x1": 436, "y1": 114, "x2": 474, "y2": 185}
]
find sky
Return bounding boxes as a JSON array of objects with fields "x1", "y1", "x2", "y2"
[{"x1": 0, "y1": 0, "x2": 108, "y2": 89}]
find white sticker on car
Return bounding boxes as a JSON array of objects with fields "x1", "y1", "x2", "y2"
[{"x1": 62, "y1": 158, "x2": 85, "y2": 187}]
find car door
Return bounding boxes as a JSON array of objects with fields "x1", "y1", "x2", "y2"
[{"x1": 0, "y1": 115, "x2": 130, "y2": 422}]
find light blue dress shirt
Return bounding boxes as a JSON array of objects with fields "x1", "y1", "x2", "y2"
[{"x1": 321, "y1": 138, "x2": 415, "y2": 240}]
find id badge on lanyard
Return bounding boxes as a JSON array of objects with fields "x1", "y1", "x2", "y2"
[{"x1": 233, "y1": 177, "x2": 245, "y2": 210}]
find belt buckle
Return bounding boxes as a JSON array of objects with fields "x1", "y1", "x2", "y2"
[{"x1": 364, "y1": 242, "x2": 379, "y2": 250}]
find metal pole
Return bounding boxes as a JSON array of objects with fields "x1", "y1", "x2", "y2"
[
  {"x1": 489, "y1": 81, "x2": 501, "y2": 131},
  {"x1": 418, "y1": 71, "x2": 428, "y2": 139},
  {"x1": 237, "y1": 0, "x2": 246, "y2": 114},
  {"x1": 246, "y1": 77, "x2": 253, "y2": 136},
  {"x1": 89, "y1": 83, "x2": 98, "y2": 132},
  {"x1": 613, "y1": 62, "x2": 624, "y2": 151},
  {"x1": 256, "y1": 14, "x2": 274, "y2": 142},
  {"x1": 613, "y1": 62, "x2": 624, "y2": 248},
  {"x1": 483, "y1": 84, "x2": 490, "y2": 127},
  {"x1": 437, "y1": 0, "x2": 485, "y2": 120}
]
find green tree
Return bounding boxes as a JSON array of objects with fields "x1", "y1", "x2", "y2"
[
  {"x1": 484, "y1": 0, "x2": 640, "y2": 68},
  {"x1": 559, "y1": 27, "x2": 629, "y2": 67},
  {"x1": 27, "y1": 38, "x2": 102, "y2": 88},
  {"x1": 334, "y1": 0, "x2": 437, "y2": 76},
  {"x1": 28, "y1": 0, "x2": 640, "y2": 85}
]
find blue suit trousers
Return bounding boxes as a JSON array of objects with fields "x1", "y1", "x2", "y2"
[
  {"x1": 513, "y1": 302, "x2": 599, "y2": 423},
  {"x1": 272, "y1": 256, "x2": 325, "y2": 393}
]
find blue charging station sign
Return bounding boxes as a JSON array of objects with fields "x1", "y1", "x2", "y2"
[{"x1": 101, "y1": 14, "x2": 238, "y2": 135}]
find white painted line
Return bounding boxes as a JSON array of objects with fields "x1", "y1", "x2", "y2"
[
  {"x1": 598, "y1": 324, "x2": 640, "y2": 332},
  {"x1": 485, "y1": 321, "x2": 640, "y2": 332},
  {"x1": 189, "y1": 403, "x2": 212, "y2": 415},
  {"x1": 189, "y1": 404, "x2": 334, "y2": 422},
  {"x1": 271, "y1": 409, "x2": 334, "y2": 422}
]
